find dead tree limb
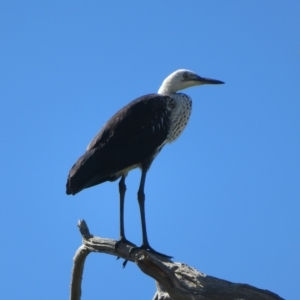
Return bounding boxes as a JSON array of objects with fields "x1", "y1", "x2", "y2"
[{"x1": 70, "y1": 220, "x2": 283, "y2": 300}]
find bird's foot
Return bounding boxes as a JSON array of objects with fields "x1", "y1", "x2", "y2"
[
  {"x1": 115, "y1": 236, "x2": 136, "y2": 251},
  {"x1": 115, "y1": 237, "x2": 137, "y2": 268},
  {"x1": 129, "y1": 244, "x2": 172, "y2": 259}
]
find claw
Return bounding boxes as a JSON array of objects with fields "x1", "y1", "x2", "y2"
[
  {"x1": 129, "y1": 244, "x2": 172, "y2": 259},
  {"x1": 122, "y1": 260, "x2": 128, "y2": 268},
  {"x1": 114, "y1": 237, "x2": 136, "y2": 251},
  {"x1": 114, "y1": 238, "x2": 136, "y2": 268}
]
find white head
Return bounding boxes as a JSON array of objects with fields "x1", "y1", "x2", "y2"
[{"x1": 158, "y1": 69, "x2": 224, "y2": 95}]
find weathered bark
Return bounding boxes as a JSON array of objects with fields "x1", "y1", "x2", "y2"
[{"x1": 70, "y1": 220, "x2": 283, "y2": 300}]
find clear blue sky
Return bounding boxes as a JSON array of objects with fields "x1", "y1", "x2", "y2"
[{"x1": 1, "y1": 1, "x2": 299, "y2": 299}]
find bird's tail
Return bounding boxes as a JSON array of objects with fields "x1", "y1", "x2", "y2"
[{"x1": 66, "y1": 148, "x2": 108, "y2": 195}]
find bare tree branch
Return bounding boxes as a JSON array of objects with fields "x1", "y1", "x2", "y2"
[{"x1": 70, "y1": 220, "x2": 284, "y2": 300}]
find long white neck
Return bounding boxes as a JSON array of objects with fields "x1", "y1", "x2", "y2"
[{"x1": 158, "y1": 78, "x2": 176, "y2": 95}]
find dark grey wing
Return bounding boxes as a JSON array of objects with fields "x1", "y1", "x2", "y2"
[{"x1": 66, "y1": 94, "x2": 172, "y2": 195}]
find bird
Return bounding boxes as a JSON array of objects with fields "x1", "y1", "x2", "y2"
[{"x1": 66, "y1": 69, "x2": 224, "y2": 257}]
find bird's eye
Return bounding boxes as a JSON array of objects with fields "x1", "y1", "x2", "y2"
[{"x1": 183, "y1": 72, "x2": 189, "y2": 79}]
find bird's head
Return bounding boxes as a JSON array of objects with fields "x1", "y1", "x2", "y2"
[{"x1": 158, "y1": 69, "x2": 224, "y2": 95}]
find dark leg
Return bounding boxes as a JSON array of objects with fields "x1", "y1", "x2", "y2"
[
  {"x1": 119, "y1": 175, "x2": 127, "y2": 241},
  {"x1": 115, "y1": 175, "x2": 135, "y2": 251},
  {"x1": 137, "y1": 169, "x2": 150, "y2": 247},
  {"x1": 131, "y1": 168, "x2": 172, "y2": 258}
]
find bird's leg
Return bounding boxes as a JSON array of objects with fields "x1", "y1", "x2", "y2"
[
  {"x1": 130, "y1": 168, "x2": 172, "y2": 259},
  {"x1": 137, "y1": 169, "x2": 150, "y2": 247},
  {"x1": 115, "y1": 175, "x2": 135, "y2": 251},
  {"x1": 119, "y1": 175, "x2": 127, "y2": 241}
]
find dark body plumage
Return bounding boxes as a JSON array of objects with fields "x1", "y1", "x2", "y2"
[{"x1": 66, "y1": 94, "x2": 172, "y2": 195}]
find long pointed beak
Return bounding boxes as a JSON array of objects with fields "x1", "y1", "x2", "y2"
[{"x1": 196, "y1": 76, "x2": 224, "y2": 85}]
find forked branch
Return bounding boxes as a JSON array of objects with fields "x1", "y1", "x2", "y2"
[{"x1": 70, "y1": 220, "x2": 283, "y2": 300}]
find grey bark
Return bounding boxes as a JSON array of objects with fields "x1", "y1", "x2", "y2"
[{"x1": 70, "y1": 220, "x2": 283, "y2": 300}]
